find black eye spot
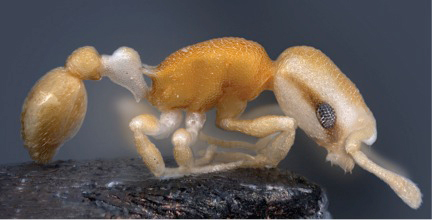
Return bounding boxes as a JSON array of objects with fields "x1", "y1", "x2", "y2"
[{"x1": 316, "y1": 102, "x2": 336, "y2": 129}]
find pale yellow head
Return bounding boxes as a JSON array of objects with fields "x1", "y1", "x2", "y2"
[
  {"x1": 274, "y1": 46, "x2": 377, "y2": 163},
  {"x1": 273, "y1": 46, "x2": 421, "y2": 209}
]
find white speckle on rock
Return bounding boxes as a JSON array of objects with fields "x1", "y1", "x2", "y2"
[
  {"x1": 106, "y1": 181, "x2": 122, "y2": 188},
  {"x1": 240, "y1": 183, "x2": 257, "y2": 190},
  {"x1": 295, "y1": 187, "x2": 312, "y2": 193},
  {"x1": 266, "y1": 185, "x2": 285, "y2": 191}
]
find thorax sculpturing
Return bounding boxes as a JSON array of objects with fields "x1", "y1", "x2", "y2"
[{"x1": 21, "y1": 37, "x2": 422, "y2": 209}]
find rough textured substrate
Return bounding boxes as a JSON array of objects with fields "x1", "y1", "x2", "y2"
[{"x1": 0, "y1": 158, "x2": 330, "y2": 218}]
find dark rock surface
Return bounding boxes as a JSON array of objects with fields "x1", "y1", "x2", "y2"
[{"x1": 0, "y1": 158, "x2": 330, "y2": 218}]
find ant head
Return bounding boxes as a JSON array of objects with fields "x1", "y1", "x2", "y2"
[{"x1": 273, "y1": 46, "x2": 377, "y2": 155}]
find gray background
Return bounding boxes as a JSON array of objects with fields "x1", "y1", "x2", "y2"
[{"x1": 1, "y1": 0, "x2": 430, "y2": 218}]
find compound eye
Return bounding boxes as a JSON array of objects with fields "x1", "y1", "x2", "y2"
[{"x1": 316, "y1": 102, "x2": 336, "y2": 129}]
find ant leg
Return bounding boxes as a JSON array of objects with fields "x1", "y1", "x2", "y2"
[
  {"x1": 197, "y1": 132, "x2": 273, "y2": 165},
  {"x1": 191, "y1": 115, "x2": 297, "y2": 170},
  {"x1": 209, "y1": 151, "x2": 256, "y2": 164},
  {"x1": 213, "y1": 97, "x2": 297, "y2": 168},
  {"x1": 218, "y1": 116, "x2": 297, "y2": 168},
  {"x1": 129, "y1": 111, "x2": 182, "y2": 176},
  {"x1": 194, "y1": 144, "x2": 218, "y2": 166},
  {"x1": 194, "y1": 144, "x2": 256, "y2": 166},
  {"x1": 199, "y1": 131, "x2": 275, "y2": 152},
  {"x1": 171, "y1": 112, "x2": 206, "y2": 170}
]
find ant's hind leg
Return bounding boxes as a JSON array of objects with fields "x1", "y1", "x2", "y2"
[{"x1": 129, "y1": 111, "x2": 182, "y2": 176}]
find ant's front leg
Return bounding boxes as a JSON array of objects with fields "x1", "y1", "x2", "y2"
[
  {"x1": 129, "y1": 111, "x2": 182, "y2": 176},
  {"x1": 208, "y1": 98, "x2": 297, "y2": 168},
  {"x1": 216, "y1": 115, "x2": 297, "y2": 168}
]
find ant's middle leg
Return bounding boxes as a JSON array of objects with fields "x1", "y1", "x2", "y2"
[
  {"x1": 129, "y1": 110, "x2": 183, "y2": 176},
  {"x1": 171, "y1": 112, "x2": 206, "y2": 170}
]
